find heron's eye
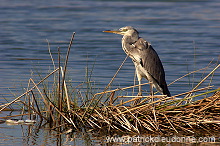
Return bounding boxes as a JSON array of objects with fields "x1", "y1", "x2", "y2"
[{"x1": 120, "y1": 28, "x2": 128, "y2": 32}]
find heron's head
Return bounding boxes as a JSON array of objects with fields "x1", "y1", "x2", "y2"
[{"x1": 103, "y1": 26, "x2": 138, "y2": 36}]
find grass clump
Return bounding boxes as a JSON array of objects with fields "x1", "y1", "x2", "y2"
[{"x1": 0, "y1": 33, "x2": 219, "y2": 140}]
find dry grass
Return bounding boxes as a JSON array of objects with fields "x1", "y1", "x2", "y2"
[{"x1": 0, "y1": 33, "x2": 219, "y2": 139}]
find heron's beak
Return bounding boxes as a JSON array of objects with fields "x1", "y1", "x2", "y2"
[{"x1": 103, "y1": 30, "x2": 122, "y2": 35}]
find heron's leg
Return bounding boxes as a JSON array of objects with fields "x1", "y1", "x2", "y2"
[
  {"x1": 149, "y1": 82, "x2": 155, "y2": 104},
  {"x1": 150, "y1": 82, "x2": 154, "y2": 96},
  {"x1": 132, "y1": 72, "x2": 142, "y2": 106},
  {"x1": 137, "y1": 74, "x2": 142, "y2": 96}
]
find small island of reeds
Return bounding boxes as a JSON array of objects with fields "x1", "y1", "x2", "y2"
[{"x1": 0, "y1": 33, "x2": 219, "y2": 144}]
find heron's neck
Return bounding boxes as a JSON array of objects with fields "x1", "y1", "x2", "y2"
[
  {"x1": 121, "y1": 34, "x2": 139, "y2": 54},
  {"x1": 122, "y1": 34, "x2": 139, "y2": 44}
]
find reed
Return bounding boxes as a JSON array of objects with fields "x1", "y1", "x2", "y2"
[{"x1": 0, "y1": 33, "x2": 219, "y2": 138}]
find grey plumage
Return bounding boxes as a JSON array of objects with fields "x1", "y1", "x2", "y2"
[{"x1": 103, "y1": 26, "x2": 171, "y2": 97}]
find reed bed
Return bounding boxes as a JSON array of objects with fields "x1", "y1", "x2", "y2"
[{"x1": 0, "y1": 33, "x2": 219, "y2": 137}]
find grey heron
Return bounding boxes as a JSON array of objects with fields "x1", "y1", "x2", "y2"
[{"x1": 103, "y1": 26, "x2": 171, "y2": 97}]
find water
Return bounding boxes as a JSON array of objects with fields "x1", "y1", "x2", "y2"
[{"x1": 0, "y1": 0, "x2": 220, "y2": 145}]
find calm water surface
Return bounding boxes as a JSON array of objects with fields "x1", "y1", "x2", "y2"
[{"x1": 0, "y1": 0, "x2": 220, "y2": 145}]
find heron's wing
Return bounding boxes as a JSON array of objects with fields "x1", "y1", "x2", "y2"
[
  {"x1": 133, "y1": 38, "x2": 166, "y2": 86},
  {"x1": 125, "y1": 37, "x2": 171, "y2": 96}
]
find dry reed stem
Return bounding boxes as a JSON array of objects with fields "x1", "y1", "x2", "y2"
[
  {"x1": 118, "y1": 95, "x2": 166, "y2": 98},
  {"x1": 82, "y1": 55, "x2": 129, "y2": 118},
  {"x1": 161, "y1": 113, "x2": 178, "y2": 133},
  {"x1": 94, "y1": 82, "x2": 150, "y2": 96},
  {"x1": 29, "y1": 78, "x2": 50, "y2": 110},
  {"x1": 169, "y1": 86, "x2": 213, "y2": 98},
  {"x1": 59, "y1": 32, "x2": 75, "y2": 126},
  {"x1": 162, "y1": 88, "x2": 220, "y2": 111},
  {"x1": 168, "y1": 63, "x2": 213, "y2": 86},
  {"x1": 122, "y1": 106, "x2": 141, "y2": 132},
  {"x1": 94, "y1": 109, "x2": 111, "y2": 125},
  {"x1": 73, "y1": 112, "x2": 85, "y2": 125},
  {"x1": 31, "y1": 90, "x2": 41, "y2": 118},
  {"x1": 197, "y1": 90, "x2": 220, "y2": 112},
  {"x1": 173, "y1": 123, "x2": 194, "y2": 133},
  {"x1": 0, "y1": 113, "x2": 36, "y2": 119},
  {"x1": 105, "y1": 55, "x2": 129, "y2": 91},
  {"x1": 60, "y1": 67, "x2": 71, "y2": 111},
  {"x1": 61, "y1": 32, "x2": 75, "y2": 92},
  {"x1": 152, "y1": 107, "x2": 160, "y2": 131},
  {"x1": 57, "y1": 47, "x2": 61, "y2": 125},
  {"x1": 49, "y1": 102, "x2": 73, "y2": 125},
  {"x1": 106, "y1": 106, "x2": 133, "y2": 132},
  {"x1": 116, "y1": 95, "x2": 165, "y2": 107},
  {"x1": 46, "y1": 39, "x2": 55, "y2": 70},
  {"x1": 177, "y1": 118, "x2": 194, "y2": 129},
  {"x1": 29, "y1": 79, "x2": 56, "y2": 122},
  {"x1": 194, "y1": 63, "x2": 220, "y2": 90},
  {"x1": 25, "y1": 78, "x2": 32, "y2": 120},
  {"x1": 146, "y1": 114, "x2": 158, "y2": 130},
  {"x1": 60, "y1": 66, "x2": 76, "y2": 129},
  {"x1": 18, "y1": 100, "x2": 48, "y2": 121},
  {"x1": 115, "y1": 96, "x2": 145, "y2": 107},
  {"x1": 113, "y1": 87, "x2": 214, "y2": 116},
  {"x1": 90, "y1": 115, "x2": 101, "y2": 128},
  {"x1": 183, "y1": 63, "x2": 220, "y2": 100},
  {"x1": 115, "y1": 106, "x2": 139, "y2": 133},
  {"x1": 136, "y1": 112, "x2": 155, "y2": 131},
  {"x1": 0, "y1": 68, "x2": 59, "y2": 112}
]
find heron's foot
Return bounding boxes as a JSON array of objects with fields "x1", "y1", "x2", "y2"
[
  {"x1": 131, "y1": 99, "x2": 140, "y2": 107},
  {"x1": 149, "y1": 92, "x2": 155, "y2": 103},
  {"x1": 131, "y1": 93, "x2": 142, "y2": 106},
  {"x1": 137, "y1": 92, "x2": 142, "y2": 96}
]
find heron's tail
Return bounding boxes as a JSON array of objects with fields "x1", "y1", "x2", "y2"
[
  {"x1": 162, "y1": 85, "x2": 171, "y2": 97},
  {"x1": 153, "y1": 82, "x2": 171, "y2": 97}
]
